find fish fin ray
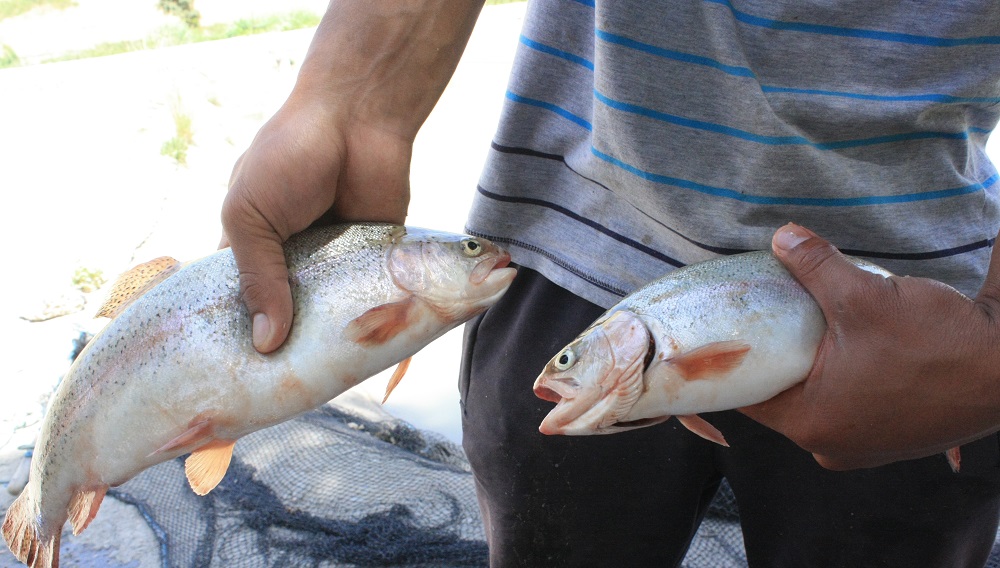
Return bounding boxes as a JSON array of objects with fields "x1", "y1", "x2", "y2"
[
  {"x1": 345, "y1": 297, "x2": 415, "y2": 346},
  {"x1": 383, "y1": 357, "x2": 412, "y2": 404},
  {"x1": 2, "y1": 490, "x2": 60, "y2": 568},
  {"x1": 946, "y1": 446, "x2": 961, "y2": 473},
  {"x1": 677, "y1": 415, "x2": 729, "y2": 447},
  {"x1": 668, "y1": 341, "x2": 751, "y2": 381},
  {"x1": 68, "y1": 486, "x2": 107, "y2": 536},
  {"x1": 149, "y1": 419, "x2": 215, "y2": 457},
  {"x1": 96, "y1": 256, "x2": 181, "y2": 319},
  {"x1": 185, "y1": 439, "x2": 236, "y2": 496}
]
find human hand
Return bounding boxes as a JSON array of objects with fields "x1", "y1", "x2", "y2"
[
  {"x1": 221, "y1": 94, "x2": 411, "y2": 353},
  {"x1": 740, "y1": 223, "x2": 1000, "y2": 470}
]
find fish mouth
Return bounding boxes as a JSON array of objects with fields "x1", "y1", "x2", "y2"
[{"x1": 470, "y1": 250, "x2": 513, "y2": 285}]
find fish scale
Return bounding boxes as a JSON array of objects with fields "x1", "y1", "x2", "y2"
[{"x1": 2, "y1": 223, "x2": 515, "y2": 568}]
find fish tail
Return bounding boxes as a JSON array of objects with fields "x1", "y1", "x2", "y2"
[{"x1": 2, "y1": 490, "x2": 60, "y2": 568}]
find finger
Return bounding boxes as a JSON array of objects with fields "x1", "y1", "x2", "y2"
[
  {"x1": 221, "y1": 194, "x2": 294, "y2": 354},
  {"x1": 771, "y1": 223, "x2": 871, "y2": 311},
  {"x1": 975, "y1": 229, "x2": 1000, "y2": 306}
]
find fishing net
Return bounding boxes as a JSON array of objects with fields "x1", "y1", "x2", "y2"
[{"x1": 100, "y1": 389, "x2": 748, "y2": 568}]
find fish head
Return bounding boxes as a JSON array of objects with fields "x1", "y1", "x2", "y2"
[
  {"x1": 388, "y1": 229, "x2": 516, "y2": 321},
  {"x1": 533, "y1": 310, "x2": 664, "y2": 435}
]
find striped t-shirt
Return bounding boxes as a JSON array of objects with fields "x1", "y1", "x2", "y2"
[{"x1": 466, "y1": 0, "x2": 1000, "y2": 307}]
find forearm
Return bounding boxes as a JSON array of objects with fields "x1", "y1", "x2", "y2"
[{"x1": 290, "y1": 0, "x2": 486, "y2": 141}]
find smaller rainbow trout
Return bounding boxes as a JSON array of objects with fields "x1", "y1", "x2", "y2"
[
  {"x1": 533, "y1": 251, "x2": 961, "y2": 469},
  {"x1": 3, "y1": 224, "x2": 515, "y2": 568}
]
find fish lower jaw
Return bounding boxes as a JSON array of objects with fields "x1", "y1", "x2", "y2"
[{"x1": 599, "y1": 416, "x2": 670, "y2": 434}]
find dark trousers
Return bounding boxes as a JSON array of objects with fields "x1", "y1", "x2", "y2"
[{"x1": 460, "y1": 267, "x2": 1000, "y2": 567}]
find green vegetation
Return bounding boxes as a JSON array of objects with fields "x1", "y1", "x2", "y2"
[
  {"x1": 0, "y1": 0, "x2": 73, "y2": 21},
  {"x1": 157, "y1": 0, "x2": 199, "y2": 29},
  {"x1": 0, "y1": 44, "x2": 19, "y2": 68},
  {"x1": 72, "y1": 266, "x2": 106, "y2": 293},
  {"x1": 44, "y1": 10, "x2": 322, "y2": 63},
  {"x1": 161, "y1": 99, "x2": 194, "y2": 165}
]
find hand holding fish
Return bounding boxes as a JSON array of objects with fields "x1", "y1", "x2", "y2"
[
  {"x1": 740, "y1": 223, "x2": 1000, "y2": 470},
  {"x1": 221, "y1": 0, "x2": 484, "y2": 354},
  {"x1": 222, "y1": 93, "x2": 413, "y2": 353}
]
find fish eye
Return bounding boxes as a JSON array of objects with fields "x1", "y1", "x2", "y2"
[
  {"x1": 554, "y1": 348, "x2": 576, "y2": 371},
  {"x1": 461, "y1": 239, "x2": 483, "y2": 257}
]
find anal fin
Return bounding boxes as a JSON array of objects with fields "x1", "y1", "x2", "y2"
[
  {"x1": 185, "y1": 439, "x2": 236, "y2": 496},
  {"x1": 68, "y1": 486, "x2": 107, "y2": 536},
  {"x1": 677, "y1": 415, "x2": 729, "y2": 447},
  {"x1": 383, "y1": 357, "x2": 412, "y2": 404}
]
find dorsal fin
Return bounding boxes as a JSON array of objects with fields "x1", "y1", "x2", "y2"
[
  {"x1": 185, "y1": 439, "x2": 236, "y2": 496},
  {"x1": 96, "y1": 256, "x2": 181, "y2": 319}
]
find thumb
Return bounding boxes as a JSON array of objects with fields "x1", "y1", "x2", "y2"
[
  {"x1": 771, "y1": 223, "x2": 865, "y2": 310},
  {"x1": 221, "y1": 197, "x2": 294, "y2": 354}
]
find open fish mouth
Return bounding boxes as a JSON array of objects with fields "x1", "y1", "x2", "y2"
[{"x1": 470, "y1": 249, "x2": 513, "y2": 284}]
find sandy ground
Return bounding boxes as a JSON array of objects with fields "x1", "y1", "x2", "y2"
[{"x1": 0, "y1": 1, "x2": 523, "y2": 565}]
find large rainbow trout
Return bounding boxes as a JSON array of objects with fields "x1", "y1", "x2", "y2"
[
  {"x1": 3, "y1": 223, "x2": 515, "y2": 568},
  {"x1": 532, "y1": 251, "x2": 961, "y2": 469}
]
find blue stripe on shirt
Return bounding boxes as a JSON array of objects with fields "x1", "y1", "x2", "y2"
[
  {"x1": 593, "y1": 90, "x2": 973, "y2": 149},
  {"x1": 592, "y1": 146, "x2": 998, "y2": 206},
  {"x1": 505, "y1": 91, "x2": 593, "y2": 130},
  {"x1": 523, "y1": 33, "x2": 1000, "y2": 106},
  {"x1": 704, "y1": 0, "x2": 1000, "y2": 46}
]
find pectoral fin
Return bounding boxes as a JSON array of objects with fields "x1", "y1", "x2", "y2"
[
  {"x1": 345, "y1": 297, "x2": 416, "y2": 346},
  {"x1": 383, "y1": 357, "x2": 412, "y2": 404},
  {"x1": 677, "y1": 415, "x2": 729, "y2": 447},
  {"x1": 668, "y1": 341, "x2": 751, "y2": 381},
  {"x1": 185, "y1": 439, "x2": 236, "y2": 496},
  {"x1": 149, "y1": 418, "x2": 214, "y2": 457},
  {"x1": 96, "y1": 256, "x2": 181, "y2": 319}
]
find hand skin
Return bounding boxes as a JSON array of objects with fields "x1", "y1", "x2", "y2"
[
  {"x1": 220, "y1": 0, "x2": 485, "y2": 353},
  {"x1": 739, "y1": 223, "x2": 1000, "y2": 470}
]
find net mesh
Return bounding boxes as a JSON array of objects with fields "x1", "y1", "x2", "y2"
[{"x1": 100, "y1": 391, "x2": 751, "y2": 568}]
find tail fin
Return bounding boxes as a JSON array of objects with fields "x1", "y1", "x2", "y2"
[{"x1": 2, "y1": 491, "x2": 60, "y2": 568}]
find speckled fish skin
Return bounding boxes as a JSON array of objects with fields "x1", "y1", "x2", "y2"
[
  {"x1": 2, "y1": 223, "x2": 515, "y2": 568},
  {"x1": 533, "y1": 251, "x2": 890, "y2": 437}
]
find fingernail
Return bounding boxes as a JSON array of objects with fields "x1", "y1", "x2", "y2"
[
  {"x1": 773, "y1": 223, "x2": 812, "y2": 253},
  {"x1": 252, "y1": 313, "x2": 271, "y2": 351}
]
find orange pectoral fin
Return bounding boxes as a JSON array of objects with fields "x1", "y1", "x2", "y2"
[
  {"x1": 668, "y1": 341, "x2": 751, "y2": 381},
  {"x1": 345, "y1": 297, "x2": 416, "y2": 346},
  {"x1": 383, "y1": 357, "x2": 412, "y2": 404},
  {"x1": 96, "y1": 256, "x2": 182, "y2": 319},
  {"x1": 185, "y1": 439, "x2": 237, "y2": 496},
  {"x1": 677, "y1": 415, "x2": 729, "y2": 447}
]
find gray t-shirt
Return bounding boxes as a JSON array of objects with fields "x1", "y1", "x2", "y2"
[{"x1": 466, "y1": 0, "x2": 1000, "y2": 307}]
